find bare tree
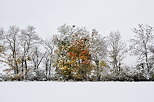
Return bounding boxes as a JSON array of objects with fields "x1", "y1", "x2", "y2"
[
  {"x1": 0, "y1": 28, "x2": 5, "y2": 55},
  {"x1": 149, "y1": 46, "x2": 154, "y2": 75},
  {"x1": 89, "y1": 29, "x2": 107, "y2": 81},
  {"x1": 5, "y1": 26, "x2": 20, "y2": 75},
  {"x1": 130, "y1": 24, "x2": 153, "y2": 79},
  {"x1": 31, "y1": 45, "x2": 47, "y2": 70},
  {"x1": 107, "y1": 31, "x2": 127, "y2": 75},
  {"x1": 43, "y1": 37, "x2": 55, "y2": 80},
  {"x1": 19, "y1": 26, "x2": 41, "y2": 79}
]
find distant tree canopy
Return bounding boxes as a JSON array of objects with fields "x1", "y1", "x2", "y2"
[{"x1": 0, "y1": 24, "x2": 154, "y2": 81}]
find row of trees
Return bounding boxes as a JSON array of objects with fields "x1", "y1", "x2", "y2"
[{"x1": 0, "y1": 24, "x2": 154, "y2": 81}]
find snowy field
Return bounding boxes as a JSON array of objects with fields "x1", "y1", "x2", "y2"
[{"x1": 0, "y1": 82, "x2": 154, "y2": 102}]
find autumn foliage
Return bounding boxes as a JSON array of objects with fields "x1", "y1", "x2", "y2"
[{"x1": 56, "y1": 36, "x2": 94, "y2": 81}]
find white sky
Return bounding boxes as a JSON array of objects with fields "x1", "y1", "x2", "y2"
[{"x1": 0, "y1": 0, "x2": 154, "y2": 65}]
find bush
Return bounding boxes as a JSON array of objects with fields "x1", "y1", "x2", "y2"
[{"x1": 27, "y1": 69, "x2": 47, "y2": 81}]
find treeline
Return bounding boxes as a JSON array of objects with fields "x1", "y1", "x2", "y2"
[{"x1": 0, "y1": 24, "x2": 154, "y2": 81}]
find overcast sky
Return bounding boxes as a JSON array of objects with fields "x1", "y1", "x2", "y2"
[{"x1": 0, "y1": 0, "x2": 154, "y2": 65}]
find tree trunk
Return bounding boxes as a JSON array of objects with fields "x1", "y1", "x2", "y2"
[
  {"x1": 45, "y1": 59, "x2": 48, "y2": 80},
  {"x1": 95, "y1": 60, "x2": 100, "y2": 81},
  {"x1": 24, "y1": 59, "x2": 28, "y2": 80},
  {"x1": 21, "y1": 57, "x2": 24, "y2": 80}
]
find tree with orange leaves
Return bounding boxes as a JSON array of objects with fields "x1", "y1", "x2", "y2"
[
  {"x1": 53, "y1": 24, "x2": 94, "y2": 81},
  {"x1": 66, "y1": 38, "x2": 93, "y2": 80}
]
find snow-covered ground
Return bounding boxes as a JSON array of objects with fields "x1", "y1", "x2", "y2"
[{"x1": 0, "y1": 82, "x2": 153, "y2": 102}]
